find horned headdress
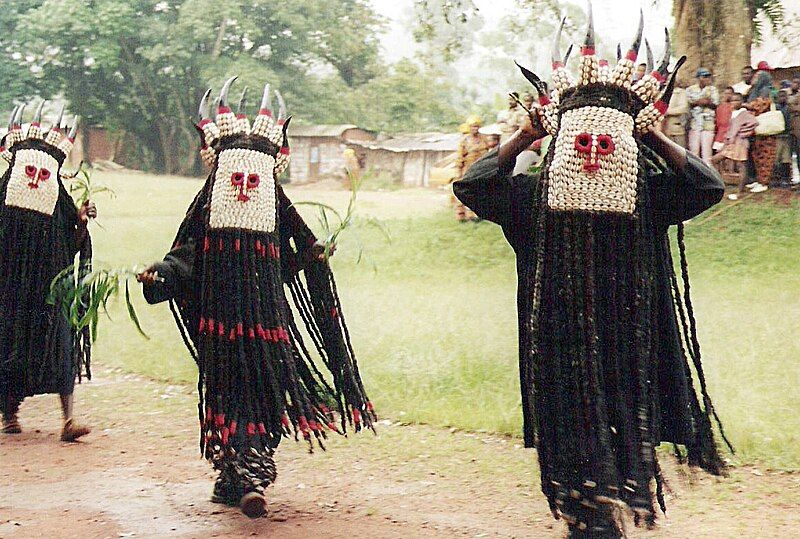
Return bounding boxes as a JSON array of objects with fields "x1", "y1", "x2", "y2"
[
  {"x1": 519, "y1": 6, "x2": 684, "y2": 134},
  {"x1": 1, "y1": 101, "x2": 79, "y2": 217},
  {"x1": 1, "y1": 102, "x2": 78, "y2": 163},
  {"x1": 195, "y1": 77, "x2": 291, "y2": 176},
  {"x1": 516, "y1": 3, "x2": 686, "y2": 215}
]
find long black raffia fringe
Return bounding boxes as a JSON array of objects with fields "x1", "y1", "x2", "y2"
[{"x1": 526, "y1": 139, "x2": 726, "y2": 531}]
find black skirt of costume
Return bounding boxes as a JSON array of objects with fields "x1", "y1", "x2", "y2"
[
  {"x1": 144, "y1": 183, "x2": 373, "y2": 495},
  {"x1": 455, "y1": 148, "x2": 730, "y2": 527},
  {"x1": 0, "y1": 177, "x2": 88, "y2": 403}
]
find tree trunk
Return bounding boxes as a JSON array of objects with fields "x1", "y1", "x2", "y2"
[{"x1": 673, "y1": 0, "x2": 753, "y2": 87}]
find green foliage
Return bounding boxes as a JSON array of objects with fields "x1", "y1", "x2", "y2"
[
  {"x1": 6, "y1": 0, "x2": 388, "y2": 174},
  {"x1": 2, "y1": 0, "x2": 467, "y2": 172},
  {"x1": 48, "y1": 264, "x2": 149, "y2": 342},
  {"x1": 292, "y1": 171, "x2": 391, "y2": 266},
  {"x1": 67, "y1": 164, "x2": 115, "y2": 207},
  {"x1": 343, "y1": 60, "x2": 463, "y2": 133}
]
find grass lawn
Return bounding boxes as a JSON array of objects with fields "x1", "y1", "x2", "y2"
[{"x1": 84, "y1": 170, "x2": 800, "y2": 470}]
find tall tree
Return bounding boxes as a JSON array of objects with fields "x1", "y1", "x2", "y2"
[
  {"x1": 11, "y1": 0, "x2": 384, "y2": 174},
  {"x1": 672, "y1": 0, "x2": 784, "y2": 86}
]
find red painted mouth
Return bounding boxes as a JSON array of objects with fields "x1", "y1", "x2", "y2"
[
  {"x1": 583, "y1": 161, "x2": 600, "y2": 173},
  {"x1": 27, "y1": 182, "x2": 39, "y2": 189},
  {"x1": 237, "y1": 192, "x2": 250, "y2": 202}
]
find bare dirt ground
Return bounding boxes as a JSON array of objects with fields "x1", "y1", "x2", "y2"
[{"x1": 2, "y1": 369, "x2": 799, "y2": 539}]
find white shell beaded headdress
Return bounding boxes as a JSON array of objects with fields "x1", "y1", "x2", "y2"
[
  {"x1": 1, "y1": 102, "x2": 80, "y2": 216},
  {"x1": 1, "y1": 101, "x2": 79, "y2": 164},
  {"x1": 513, "y1": 2, "x2": 686, "y2": 216},
  {"x1": 194, "y1": 76, "x2": 291, "y2": 175},
  {"x1": 516, "y1": 3, "x2": 686, "y2": 137}
]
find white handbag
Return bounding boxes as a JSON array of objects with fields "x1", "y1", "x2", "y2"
[{"x1": 754, "y1": 106, "x2": 785, "y2": 136}]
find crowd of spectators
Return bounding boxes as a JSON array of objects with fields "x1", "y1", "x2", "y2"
[{"x1": 663, "y1": 62, "x2": 800, "y2": 200}]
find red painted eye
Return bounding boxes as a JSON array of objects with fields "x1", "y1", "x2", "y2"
[
  {"x1": 574, "y1": 133, "x2": 592, "y2": 153},
  {"x1": 230, "y1": 172, "x2": 245, "y2": 186},
  {"x1": 38, "y1": 168, "x2": 51, "y2": 181},
  {"x1": 596, "y1": 134, "x2": 616, "y2": 155},
  {"x1": 24, "y1": 165, "x2": 37, "y2": 178},
  {"x1": 247, "y1": 173, "x2": 260, "y2": 188}
]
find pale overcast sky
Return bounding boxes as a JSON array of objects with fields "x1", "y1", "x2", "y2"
[
  {"x1": 369, "y1": 0, "x2": 675, "y2": 100},
  {"x1": 370, "y1": 0, "x2": 674, "y2": 63}
]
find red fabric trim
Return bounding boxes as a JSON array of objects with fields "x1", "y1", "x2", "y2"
[
  {"x1": 626, "y1": 50, "x2": 638, "y2": 62},
  {"x1": 655, "y1": 101, "x2": 669, "y2": 114},
  {"x1": 581, "y1": 46, "x2": 596, "y2": 56},
  {"x1": 258, "y1": 108, "x2": 273, "y2": 116}
]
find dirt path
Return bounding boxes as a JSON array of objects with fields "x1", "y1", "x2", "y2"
[{"x1": 2, "y1": 370, "x2": 798, "y2": 539}]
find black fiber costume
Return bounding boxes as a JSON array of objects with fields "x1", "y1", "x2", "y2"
[
  {"x1": 456, "y1": 7, "x2": 730, "y2": 537},
  {"x1": 143, "y1": 81, "x2": 374, "y2": 504},
  {"x1": 0, "y1": 127, "x2": 90, "y2": 417}
]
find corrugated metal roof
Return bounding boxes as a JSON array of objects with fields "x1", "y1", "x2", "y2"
[
  {"x1": 288, "y1": 124, "x2": 362, "y2": 137},
  {"x1": 352, "y1": 133, "x2": 461, "y2": 152}
]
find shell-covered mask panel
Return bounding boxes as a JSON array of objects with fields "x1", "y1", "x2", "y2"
[
  {"x1": 548, "y1": 106, "x2": 638, "y2": 215},
  {"x1": 4, "y1": 148, "x2": 61, "y2": 216},
  {"x1": 209, "y1": 148, "x2": 276, "y2": 232}
]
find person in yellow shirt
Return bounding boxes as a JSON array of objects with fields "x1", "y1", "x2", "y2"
[{"x1": 453, "y1": 115, "x2": 489, "y2": 221}]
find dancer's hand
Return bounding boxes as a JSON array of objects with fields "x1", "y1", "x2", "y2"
[
  {"x1": 78, "y1": 200, "x2": 97, "y2": 225},
  {"x1": 136, "y1": 267, "x2": 160, "y2": 285},
  {"x1": 520, "y1": 104, "x2": 547, "y2": 140},
  {"x1": 310, "y1": 240, "x2": 336, "y2": 261}
]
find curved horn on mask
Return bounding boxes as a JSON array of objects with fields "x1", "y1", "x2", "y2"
[
  {"x1": 13, "y1": 104, "x2": 25, "y2": 128},
  {"x1": 552, "y1": 17, "x2": 567, "y2": 66},
  {"x1": 581, "y1": 1, "x2": 595, "y2": 55},
  {"x1": 216, "y1": 77, "x2": 238, "y2": 136},
  {"x1": 275, "y1": 90, "x2": 287, "y2": 122},
  {"x1": 644, "y1": 39, "x2": 654, "y2": 74},
  {"x1": 616, "y1": 43, "x2": 622, "y2": 62},
  {"x1": 218, "y1": 76, "x2": 238, "y2": 111},
  {"x1": 32, "y1": 100, "x2": 45, "y2": 126},
  {"x1": 27, "y1": 100, "x2": 47, "y2": 139},
  {"x1": 656, "y1": 28, "x2": 672, "y2": 80},
  {"x1": 56, "y1": 116, "x2": 80, "y2": 155},
  {"x1": 657, "y1": 55, "x2": 687, "y2": 108},
  {"x1": 67, "y1": 116, "x2": 80, "y2": 140},
  {"x1": 635, "y1": 55, "x2": 687, "y2": 134},
  {"x1": 259, "y1": 83, "x2": 272, "y2": 115},
  {"x1": 237, "y1": 86, "x2": 249, "y2": 115},
  {"x1": 515, "y1": 60, "x2": 548, "y2": 100},
  {"x1": 563, "y1": 44, "x2": 574, "y2": 66},
  {"x1": 274, "y1": 115, "x2": 293, "y2": 177},
  {"x1": 53, "y1": 104, "x2": 65, "y2": 131},
  {"x1": 281, "y1": 116, "x2": 292, "y2": 147},
  {"x1": 45, "y1": 104, "x2": 65, "y2": 145},
  {"x1": 197, "y1": 88, "x2": 212, "y2": 122},
  {"x1": 252, "y1": 83, "x2": 276, "y2": 138},
  {"x1": 7, "y1": 105, "x2": 19, "y2": 131},
  {"x1": 629, "y1": 9, "x2": 644, "y2": 61}
]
